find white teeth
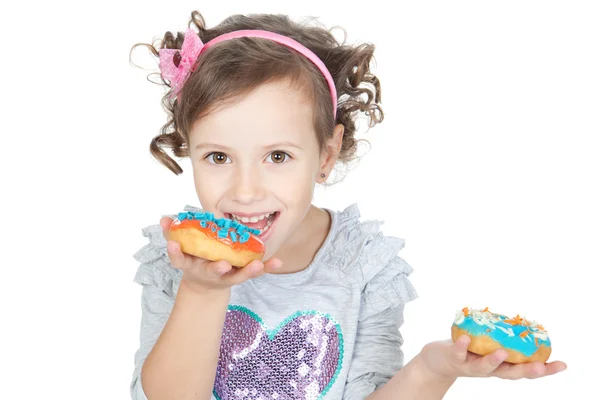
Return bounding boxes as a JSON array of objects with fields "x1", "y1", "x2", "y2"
[
  {"x1": 227, "y1": 212, "x2": 277, "y2": 236},
  {"x1": 230, "y1": 212, "x2": 274, "y2": 223},
  {"x1": 258, "y1": 213, "x2": 276, "y2": 235}
]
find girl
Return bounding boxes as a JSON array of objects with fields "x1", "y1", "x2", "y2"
[{"x1": 129, "y1": 11, "x2": 566, "y2": 400}]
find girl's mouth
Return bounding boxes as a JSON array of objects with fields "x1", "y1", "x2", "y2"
[{"x1": 225, "y1": 211, "x2": 279, "y2": 237}]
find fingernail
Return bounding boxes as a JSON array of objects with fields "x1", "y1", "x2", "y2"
[
  {"x1": 217, "y1": 267, "x2": 229, "y2": 275},
  {"x1": 458, "y1": 336, "x2": 470, "y2": 347},
  {"x1": 558, "y1": 363, "x2": 567, "y2": 371}
]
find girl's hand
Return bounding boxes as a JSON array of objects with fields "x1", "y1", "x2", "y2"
[
  {"x1": 419, "y1": 335, "x2": 567, "y2": 381},
  {"x1": 160, "y1": 216, "x2": 282, "y2": 293}
]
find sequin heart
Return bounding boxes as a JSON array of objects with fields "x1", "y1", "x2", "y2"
[{"x1": 213, "y1": 306, "x2": 344, "y2": 400}]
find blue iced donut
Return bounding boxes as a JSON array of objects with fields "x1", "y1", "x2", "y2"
[{"x1": 451, "y1": 307, "x2": 552, "y2": 364}]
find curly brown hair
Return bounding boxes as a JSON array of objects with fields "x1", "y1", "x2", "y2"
[{"x1": 130, "y1": 11, "x2": 383, "y2": 177}]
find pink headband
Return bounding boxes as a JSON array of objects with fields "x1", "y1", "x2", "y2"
[{"x1": 159, "y1": 28, "x2": 338, "y2": 118}]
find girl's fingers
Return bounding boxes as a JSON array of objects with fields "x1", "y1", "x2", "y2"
[
  {"x1": 264, "y1": 257, "x2": 283, "y2": 273},
  {"x1": 450, "y1": 335, "x2": 471, "y2": 364},
  {"x1": 164, "y1": 227, "x2": 284, "y2": 287},
  {"x1": 544, "y1": 361, "x2": 568, "y2": 376},
  {"x1": 160, "y1": 216, "x2": 173, "y2": 232},
  {"x1": 166, "y1": 240, "x2": 188, "y2": 269},
  {"x1": 225, "y1": 260, "x2": 267, "y2": 286},
  {"x1": 209, "y1": 259, "x2": 233, "y2": 278},
  {"x1": 493, "y1": 360, "x2": 566, "y2": 380},
  {"x1": 492, "y1": 361, "x2": 540, "y2": 380},
  {"x1": 470, "y1": 349, "x2": 508, "y2": 375}
]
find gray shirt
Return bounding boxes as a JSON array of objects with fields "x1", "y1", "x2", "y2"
[{"x1": 130, "y1": 203, "x2": 418, "y2": 400}]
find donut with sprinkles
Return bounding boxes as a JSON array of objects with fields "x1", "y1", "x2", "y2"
[
  {"x1": 452, "y1": 307, "x2": 552, "y2": 363},
  {"x1": 167, "y1": 212, "x2": 265, "y2": 267}
]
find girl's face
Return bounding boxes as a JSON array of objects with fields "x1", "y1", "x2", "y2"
[{"x1": 188, "y1": 80, "x2": 341, "y2": 260}]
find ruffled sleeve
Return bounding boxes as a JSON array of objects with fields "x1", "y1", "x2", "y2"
[
  {"x1": 338, "y1": 205, "x2": 418, "y2": 400},
  {"x1": 132, "y1": 223, "x2": 182, "y2": 298},
  {"x1": 130, "y1": 223, "x2": 182, "y2": 400}
]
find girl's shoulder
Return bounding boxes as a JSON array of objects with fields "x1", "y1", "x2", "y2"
[{"x1": 324, "y1": 203, "x2": 418, "y2": 316}]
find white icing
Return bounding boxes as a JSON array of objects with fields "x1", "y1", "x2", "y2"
[
  {"x1": 456, "y1": 308, "x2": 549, "y2": 346},
  {"x1": 471, "y1": 310, "x2": 501, "y2": 330},
  {"x1": 496, "y1": 325, "x2": 515, "y2": 337},
  {"x1": 532, "y1": 330, "x2": 549, "y2": 340},
  {"x1": 454, "y1": 311, "x2": 465, "y2": 325}
]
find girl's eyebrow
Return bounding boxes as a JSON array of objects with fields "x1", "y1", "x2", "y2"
[
  {"x1": 264, "y1": 141, "x2": 304, "y2": 151},
  {"x1": 194, "y1": 143, "x2": 230, "y2": 151}
]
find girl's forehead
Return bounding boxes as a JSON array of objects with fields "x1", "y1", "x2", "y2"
[{"x1": 191, "y1": 83, "x2": 315, "y2": 145}]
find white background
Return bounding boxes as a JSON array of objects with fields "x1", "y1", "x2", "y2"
[{"x1": 1, "y1": 0, "x2": 598, "y2": 399}]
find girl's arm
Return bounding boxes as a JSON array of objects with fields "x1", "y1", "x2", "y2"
[
  {"x1": 131, "y1": 217, "x2": 282, "y2": 400},
  {"x1": 140, "y1": 281, "x2": 230, "y2": 400},
  {"x1": 367, "y1": 335, "x2": 567, "y2": 400}
]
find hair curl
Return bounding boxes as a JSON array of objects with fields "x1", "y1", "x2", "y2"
[{"x1": 130, "y1": 11, "x2": 383, "y2": 178}]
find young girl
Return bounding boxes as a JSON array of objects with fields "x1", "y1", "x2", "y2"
[{"x1": 129, "y1": 11, "x2": 566, "y2": 400}]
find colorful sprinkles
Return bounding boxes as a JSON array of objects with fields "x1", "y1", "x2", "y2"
[
  {"x1": 177, "y1": 212, "x2": 261, "y2": 244},
  {"x1": 454, "y1": 307, "x2": 551, "y2": 356}
]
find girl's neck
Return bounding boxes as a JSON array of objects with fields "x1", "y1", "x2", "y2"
[{"x1": 271, "y1": 205, "x2": 331, "y2": 275}]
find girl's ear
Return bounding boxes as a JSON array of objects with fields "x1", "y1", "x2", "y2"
[{"x1": 318, "y1": 124, "x2": 344, "y2": 182}]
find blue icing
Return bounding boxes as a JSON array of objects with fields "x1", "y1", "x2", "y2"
[{"x1": 454, "y1": 315, "x2": 551, "y2": 356}]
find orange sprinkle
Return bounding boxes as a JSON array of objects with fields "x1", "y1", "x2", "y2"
[
  {"x1": 483, "y1": 306, "x2": 489, "y2": 312},
  {"x1": 535, "y1": 337, "x2": 539, "y2": 346},
  {"x1": 462, "y1": 307, "x2": 469, "y2": 317},
  {"x1": 486, "y1": 328, "x2": 491, "y2": 332},
  {"x1": 536, "y1": 324, "x2": 546, "y2": 331},
  {"x1": 519, "y1": 330, "x2": 530, "y2": 338},
  {"x1": 504, "y1": 315, "x2": 524, "y2": 325}
]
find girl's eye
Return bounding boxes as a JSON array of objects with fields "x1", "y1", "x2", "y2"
[
  {"x1": 267, "y1": 151, "x2": 290, "y2": 164},
  {"x1": 206, "y1": 152, "x2": 230, "y2": 164}
]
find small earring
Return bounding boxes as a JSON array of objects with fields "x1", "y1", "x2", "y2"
[{"x1": 320, "y1": 173, "x2": 326, "y2": 178}]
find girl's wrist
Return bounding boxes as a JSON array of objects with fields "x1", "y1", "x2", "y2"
[
  {"x1": 179, "y1": 278, "x2": 232, "y2": 300},
  {"x1": 412, "y1": 350, "x2": 458, "y2": 386}
]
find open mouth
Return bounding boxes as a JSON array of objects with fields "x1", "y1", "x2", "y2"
[{"x1": 225, "y1": 211, "x2": 279, "y2": 237}]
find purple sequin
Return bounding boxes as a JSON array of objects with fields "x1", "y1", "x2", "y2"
[{"x1": 214, "y1": 307, "x2": 343, "y2": 400}]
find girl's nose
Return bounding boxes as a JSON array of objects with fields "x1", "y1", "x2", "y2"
[{"x1": 231, "y1": 167, "x2": 266, "y2": 204}]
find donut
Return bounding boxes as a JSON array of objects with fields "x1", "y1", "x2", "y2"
[
  {"x1": 451, "y1": 307, "x2": 552, "y2": 364},
  {"x1": 166, "y1": 211, "x2": 265, "y2": 267}
]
